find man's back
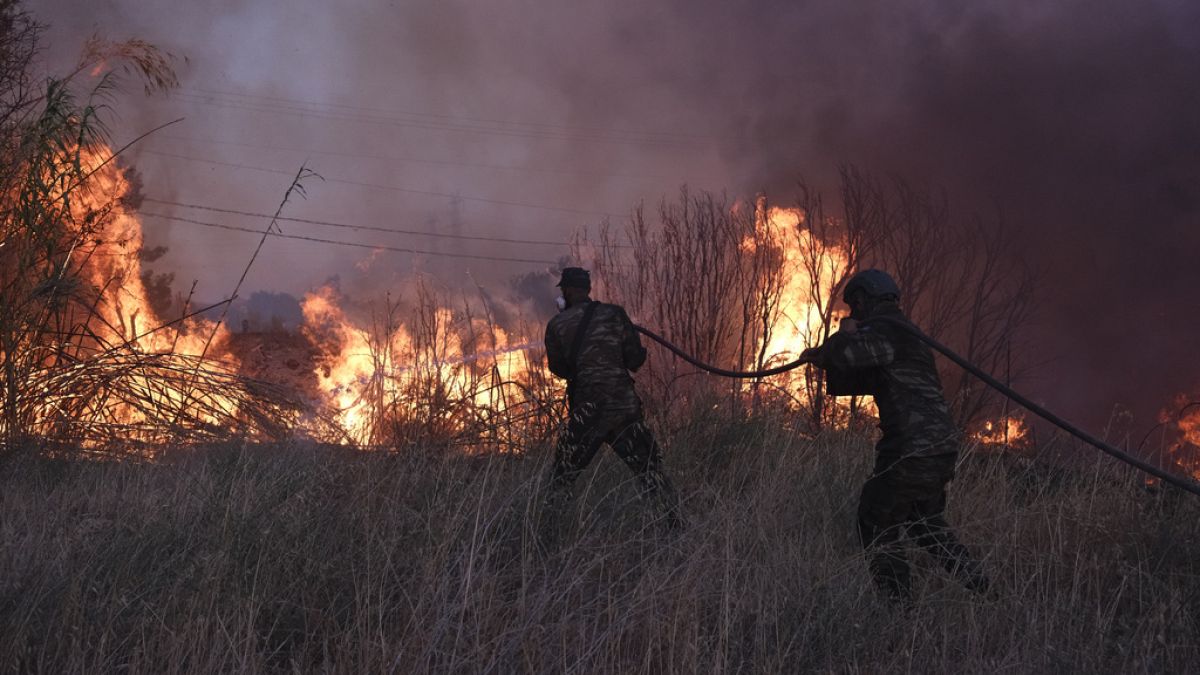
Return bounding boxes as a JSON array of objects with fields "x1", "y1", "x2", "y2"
[
  {"x1": 866, "y1": 307, "x2": 959, "y2": 455},
  {"x1": 545, "y1": 301, "x2": 646, "y2": 409}
]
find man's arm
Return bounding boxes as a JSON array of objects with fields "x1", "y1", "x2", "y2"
[
  {"x1": 806, "y1": 325, "x2": 895, "y2": 371},
  {"x1": 618, "y1": 307, "x2": 648, "y2": 372},
  {"x1": 544, "y1": 320, "x2": 571, "y2": 379}
]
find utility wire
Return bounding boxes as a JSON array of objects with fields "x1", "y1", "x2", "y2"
[
  {"x1": 169, "y1": 91, "x2": 700, "y2": 151},
  {"x1": 143, "y1": 196, "x2": 633, "y2": 249},
  {"x1": 154, "y1": 133, "x2": 674, "y2": 182},
  {"x1": 139, "y1": 211, "x2": 558, "y2": 266},
  {"x1": 143, "y1": 197, "x2": 592, "y2": 248},
  {"x1": 137, "y1": 148, "x2": 622, "y2": 217},
  {"x1": 184, "y1": 86, "x2": 723, "y2": 143}
]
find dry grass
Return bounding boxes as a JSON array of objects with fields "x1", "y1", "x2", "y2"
[{"x1": 1, "y1": 418, "x2": 1197, "y2": 674}]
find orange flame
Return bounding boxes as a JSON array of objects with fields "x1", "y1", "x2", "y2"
[
  {"x1": 1159, "y1": 396, "x2": 1200, "y2": 479},
  {"x1": 25, "y1": 154, "x2": 1058, "y2": 450},
  {"x1": 754, "y1": 206, "x2": 845, "y2": 368},
  {"x1": 80, "y1": 153, "x2": 230, "y2": 356},
  {"x1": 972, "y1": 414, "x2": 1031, "y2": 448},
  {"x1": 1176, "y1": 402, "x2": 1200, "y2": 448},
  {"x1": 745, "y1": 205, "x2": 877, "y2": 420},
  {"x1": 300, "y1": 284, "x2": 539, "y2": 445},
  {"x1": 2, "y1": 146, "x2": 252, "y2": 445},
  {"x1": 72, "y1": 150, "x2": 240, "y2": 429}
]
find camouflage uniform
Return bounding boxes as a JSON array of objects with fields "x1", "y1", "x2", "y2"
[
  {"x1": 543, "y1": 301, "x2": 681, "y2": 526},
  {"x1": 816, "y1": 302, "x2": 989, "y2": 601}
]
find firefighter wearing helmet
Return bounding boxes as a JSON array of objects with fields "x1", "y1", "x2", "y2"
[{"x1": 801, "y1": 269, "x2": 991, "y2": 603}]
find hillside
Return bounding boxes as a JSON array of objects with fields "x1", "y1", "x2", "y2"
[{"x1": 2, "y1": 423, "x2": 1196, "y2": 673}]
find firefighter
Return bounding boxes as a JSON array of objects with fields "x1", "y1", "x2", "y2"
[
  {"x1": 541, "y1": 267, "x2": 682, "y2": 532},
  {"x1": 802, "y1": 269, "x2": 991, "y2": 602}
]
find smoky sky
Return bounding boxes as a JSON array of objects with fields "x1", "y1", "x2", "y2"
[{"x1": 36, "y1": 0, "x2": 1200, "y2": 429}]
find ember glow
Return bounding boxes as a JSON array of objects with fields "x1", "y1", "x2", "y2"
[
  {"x1": 1176, "y1": 402, "x2": 1200, "y2": 449},
  {"x1": 972, "y1": 415, "x2": 1031, "y2": 448},
  {"x1": 1159, "y1": 396, "x2": 1200, "y2": 480}
]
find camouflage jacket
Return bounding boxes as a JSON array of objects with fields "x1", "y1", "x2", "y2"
[
  {"x1": 544, "y1": 301, "x2": 646, "y2": 412},
  {"x1": 816, "y1": 303, "x2": 960, "y2": 457}
]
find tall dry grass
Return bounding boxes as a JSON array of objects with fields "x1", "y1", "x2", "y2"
[{"x1": 1, "y1": 419, "x2": 1196, "y2": 673}]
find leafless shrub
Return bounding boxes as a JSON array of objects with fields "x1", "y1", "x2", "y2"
[
  {"x1": 801, "y1": 168, "x2": 1038, "y2": 429},
  {"x1": 577, "y1": 188, "x2": 795, "y2": 426},
  {"x1": 580, "y1": 171, "x2": 1035, "y2": 434}
]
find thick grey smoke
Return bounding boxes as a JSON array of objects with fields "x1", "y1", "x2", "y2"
[
  {"x1": 733, "y1": 0, "x2": 1200, "y2": 429},
  {"x1": 37, "y1": 0, "x2": 1200, "y2": 428}
]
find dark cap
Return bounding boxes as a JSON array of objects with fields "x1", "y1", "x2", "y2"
[{"x1": 556, "y1": 267, "x2": 591, "y2": 289}]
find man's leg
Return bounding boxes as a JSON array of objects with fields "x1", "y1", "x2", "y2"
[
  {"x1": 543, "y1": 400, "x2": 607, "y2": 517},
  {"x1": 609, "y1": 418, "x2": 683, "y2": 529},
  {"x1": 857, "y1": 475, "x2": 915, "y2": 602},
  {"x1": 904, "y1": 457, "x2": 991, "y2": 594}
]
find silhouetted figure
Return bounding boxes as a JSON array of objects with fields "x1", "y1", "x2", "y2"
[
  {"x1": 541, "y1": 267, "x2": 682, "y2": 535},
  {"x1": 803, "y1": 269, "x2": 990, "y2": 603}
]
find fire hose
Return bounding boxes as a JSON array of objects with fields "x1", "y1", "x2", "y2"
[
  {"x1": 633, "y1": 325, "x2": 812, "y2": 378},
  {"x1": 634, "y1": 320, "x2": 1200, "y2": 498}
]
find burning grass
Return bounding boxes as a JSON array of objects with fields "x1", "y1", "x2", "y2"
[
  {"x1": 3, "y1": 107, "x2": 1039, "y2": 455},
  {"x1": 17, "y1": 348, "x2": 339, "y2": 452},
  {"x1": 0, "y1": 41, "x2": 311, "y2": 452},
  {"x1": 1, "y1": 424, "x2": 1197, "y2": 673}
]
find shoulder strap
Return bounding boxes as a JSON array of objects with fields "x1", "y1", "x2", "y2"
[{"x1": 567, "y1": 301, "x2": 599, "y2": 378}]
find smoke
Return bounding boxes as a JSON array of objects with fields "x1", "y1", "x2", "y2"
[
  {"x1": 751, "y1": 0, "x2": 1200, "y2": 429},
  {"x1": 35, "y1": 0, "x2": 1200, "y2": 428}
]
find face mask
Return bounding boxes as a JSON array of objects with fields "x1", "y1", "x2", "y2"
[{"x1": 555, "y1": 296, "x2": 567, "y2": 312}]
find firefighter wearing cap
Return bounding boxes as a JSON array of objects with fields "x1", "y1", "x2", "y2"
[
  {"x1": 802, "y1": 269, "x2": 990, "y2": 602},
  {"x1": 542, "y1": 267, "x2": 682, "y2": 531}
]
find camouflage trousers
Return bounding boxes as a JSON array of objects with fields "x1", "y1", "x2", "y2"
[
  {"x1": 543, "y1": 398, "x2": 682, "y2": 529},
  {"x1": 857, "y1": 453, "x2": 990, "y2": 602}
]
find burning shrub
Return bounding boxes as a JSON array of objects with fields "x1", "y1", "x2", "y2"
[
  {"x1": 0, "y1": 15, "x2": 335, "y2": 452},
  {"x1": 298, "y1": 280, "x2": 560, "y2": 451}
]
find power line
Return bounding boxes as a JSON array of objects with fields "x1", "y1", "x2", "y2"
[
  {"x1": 137, "y1": 148, "x2": 622, "y2": 218},
  {"x1": 142, "y1": 196, "x2": 607, "y2": 248},
  {"x1": 175, "y1": 88, "x2": 710, "y2": 147},
  {"x1": 155, "y1": 133, "x2": 674, "y2": 182},
  {"x1": 184, "y1": 86, "x2": 725, "y2": 143},
  {"x1": 139, "y1": 212, "x2": 560, "y2": 266},
  {"x1": 168, "y1": 91, "x2": 700, "y2": 151}
]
